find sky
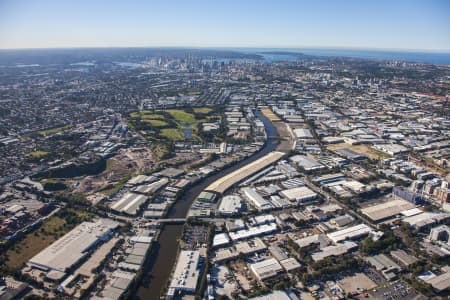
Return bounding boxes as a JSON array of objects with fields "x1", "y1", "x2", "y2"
[{"x1": 0, "y1": 0, "x2": 449, "y2": 51}]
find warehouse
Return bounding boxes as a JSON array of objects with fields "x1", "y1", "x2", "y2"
[
  {"x1": 390, "y1": 250, "x2": 418, "y2": 267},
  {"x1": 289, "y1": 155, "x2": 325, "y2": 171},
  {"x1": 360, "y1": 198, "x2": 415, "y2": 223},
  {"x1": 28, "y1": 219, "x2": 118, "y2": 278},
  {"x1": 217, "y1": 195, "x2": 243, "y2": 216},
  {"x1": 327, "y1": 224, "x2": 372, "y2": 243},
  {"x1": 279, "y1": 258, "x2": 301, "y2": 272},
  {"x1": 212, "y1": 233, "x2": 230, "y2": 248},
  {"x1": 213, "y1": 238, "x2": 267, "y2": 263},
  {"x1": 228, "y1": 223, "x2": 277, "y2": 241},
  {"x1": 294, "y1": 128, "x2": 313, "y2": 139},
  {"x1": 425, "y1": 271, "x2": 450, "y2": 293},
  {"x1": 205, "y1": 151, "x2": 285, "y2": 194},
  {"x1": 279, "y1": 186, "x2": 317, "y2": 203},
  {"x1": 402, "y1": 212, "x2": 450, "y2": 229},
  {"x1": 126, "y1": 175, "x2": 157, "y2": 187},
  {"x1": 295, "y1": 234, "x2": 330, "y2": 249},
  {"x1": 249, "y1": 258, "x2": 283, "y2": 281},
  {"x1": 372, "y1": 144, "x2": 409, "y2": 156},
  {"x1": 132, "y1": 177, "x2": 169, "y2": 194},
  {"x1": 313, "y1": 173, "x2": 346, "y2": 186},
  {"x1": 241, "y1": 187, "x2": 273, "y2": 211},
  {"x1": 311, "y1": 241, "x2": 357, "y2": 261},
  {"x1": 365, "y1": 254, "x2": 401, "y2": 281},
  {"x1": 167, "y1": 251, "x2": 201, "y2": 298},
  {"x1": 335, "y1": 148, "x2": 367, "y2": 161},
  {"x1": 110, "y1": 192, "x2": 147, "y2": 215}
]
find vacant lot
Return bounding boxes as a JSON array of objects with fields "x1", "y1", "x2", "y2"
[{"x1": 338, "y1": 272, "x2": 377, "y2": 294}]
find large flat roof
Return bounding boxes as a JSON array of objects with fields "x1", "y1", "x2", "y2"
[
  {"x1": 28, "y1": 219, "x2": 118, "y2": 273},
  {"x1": 360, "y1": 198, "x2": 414, "y2": 222},
  {"x1": 205, "y1": 151, "x2": 285, "y2": 194},
  {"x1": 250, "y1": 258, "x2": 283, "y2": 280},
  {"x1": 327, "y1": 224, "x2": 372, "y2": 243},
  {"x1": 169, "y1": 250, "x2": 200, "y2": 293}
]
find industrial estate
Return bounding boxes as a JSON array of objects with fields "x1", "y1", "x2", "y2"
[{"x1": 0, "y1": 47, "x2": 449, "y2": 300}]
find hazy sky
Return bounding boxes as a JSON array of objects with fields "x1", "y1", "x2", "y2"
[{"x1": 0, "y1": 0, "x2": 449, "y2": 51}]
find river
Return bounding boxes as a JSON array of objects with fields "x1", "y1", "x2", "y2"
[{"x1": 134, "y1": 110, "x2": 279, "y2": 299}]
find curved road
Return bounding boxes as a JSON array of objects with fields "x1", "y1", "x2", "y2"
[{"x1": 134, "y1": 110, "x2": 280, "y2": 300}]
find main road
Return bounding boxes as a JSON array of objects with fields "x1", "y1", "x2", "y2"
[{"x1": 134, "y1": 110, "x2": 284, "y2": 300}]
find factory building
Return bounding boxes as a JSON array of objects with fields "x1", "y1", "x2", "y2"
[
  {"x1": 28, "y1": 219, "x2": 119, "y2": 280},
  {"x1": 327, "y1": 224, "x2": 372, "y2": 244},
  {"x1": 249, "y1": 258, "x2": 283, "y2": 281},
  {"x1": 110, "y1": 192, "x2": 147, "y2": 215},
  {"x1": 217, "y1": 195, "x2": 243, "y2": 216},
  {"x1": 279, "y1": 186, "x2": 317, "y2": 203},
  {"x1": 167, "y1": 251, "x2": 201, "y2": 298},
  {"x1": 241, "y1": 187, "x2": 273, "y2": 211}
]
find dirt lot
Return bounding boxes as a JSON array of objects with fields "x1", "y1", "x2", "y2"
[
  {"x1": 229, "y1": 260, "x2": 255, "y2": 292},
  {"x1": 338, "y1": 272, "x2": 377, "y2": 294},
  {"x1": 74, "y1": 147, "x2": 155, "y2": 194}
]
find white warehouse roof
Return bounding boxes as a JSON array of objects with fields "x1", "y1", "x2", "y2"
[{"x1": 327, "y1": 224, "x2": 372, "y2": 243}]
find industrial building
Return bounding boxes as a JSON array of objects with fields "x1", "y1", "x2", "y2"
[
  {"x1": 279, "y1": 186, "x2": 317, "y2": 203},
  {"x1": 217, "y1": 195, "x2": 242, "y2": 216},
  {"x1": 167, "y1": 251, "x2": 201, "y2": 298},
  {"x1": 327, "y1": 224, "x2": 372, "y2": 243},
  {"x1": 425, "y1": 271, "x2": 450, "y2": 293},
  {"x1": 289, "y1": 155, "x2": 324, "y2": 171},
  {"x1": 110, "y1": 192, "x2": 147, "y2": 215},
  {"x1": 213, "y1": 238, "x2": 267, "y2": 263},
  {"x1": 295, "y1": 234, "x2": 330, "y2": 249},
  {"x1": 205, "y1": 151, "x2": 285, "y2": 194},
  {"x1": 334, "y1": 148, "x2": 367, "y2": 161},
  {"x1": 241, "y1": 187, "x2": 273, "y2": 211},
  {"x1": 365, "y1": 254, "x2": 401, "y2": 281},
  {"x1": 228, "y1": 223, "x2": 277, "y2": 241},
  {"x1": 249, "y1": 258, "x2": 283, "y2": 280},
  {"x1": 311, "y1": 241, "x2": 357, "y2": 261},
  {"x1": 390, "y1": 250, "x2": 418, "y2": 267},
  {"x1": 403, "y1": 212, "x2": 450, "y2": 229},
  {"x1": 293, "y1": 128, "x2": 313, "y2": 139},
  {"x1": 28, "y1": 219, "x2": 119, "y2": 279},
  {"x1": 360, "y1": 198, "x2": 415, "y2": 223}
]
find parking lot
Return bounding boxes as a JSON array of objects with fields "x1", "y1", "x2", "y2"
[{"x1": 369, "y1": 281, "x2": 426, "y2": 300}]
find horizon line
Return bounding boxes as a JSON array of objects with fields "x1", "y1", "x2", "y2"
[{"x1": 1, "y1": 45, "x2": 450, "y2": 54}]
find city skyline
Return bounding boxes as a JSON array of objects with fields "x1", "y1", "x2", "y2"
[{"x1": 0, "y1": 0, "x2": 449, "y2": 51}]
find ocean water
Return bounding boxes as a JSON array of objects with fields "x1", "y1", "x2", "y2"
[
  {"x1": 297, "y1": 48, "x2": 450, "y2": 65},
  {"x1": 234, "y1": 48, "x2": 450, "y2": 65}
]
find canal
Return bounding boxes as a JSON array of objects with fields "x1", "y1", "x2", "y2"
[{"x1": 134, "y1": 110, "x2": 280, "y2": 299}]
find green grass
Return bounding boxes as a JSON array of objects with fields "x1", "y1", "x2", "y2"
[
  {"x1": 129, "y1": 107, "x2": 215, "y2": 142},
  {"x1": 193, "y1": 107, "x2": 212, "y2": 114},
  {"x1": 165, "y1": 109, "x2": 196, "y2": 123},
  {"x1": 38, "y1": 125, "x2": 71, "y2": 136},
  {"x1": 26, "y1": 150, "x2": 50, "y2": 158},
  {"x1": 160, "y1": 128, "x2": 185, "y2": 141},
  {"x1": 142, "y1": 119, "x2": 168, "y2": 127},
  {"x1": 130, "y1": 111, "x2": 165, "y2": 119}
]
